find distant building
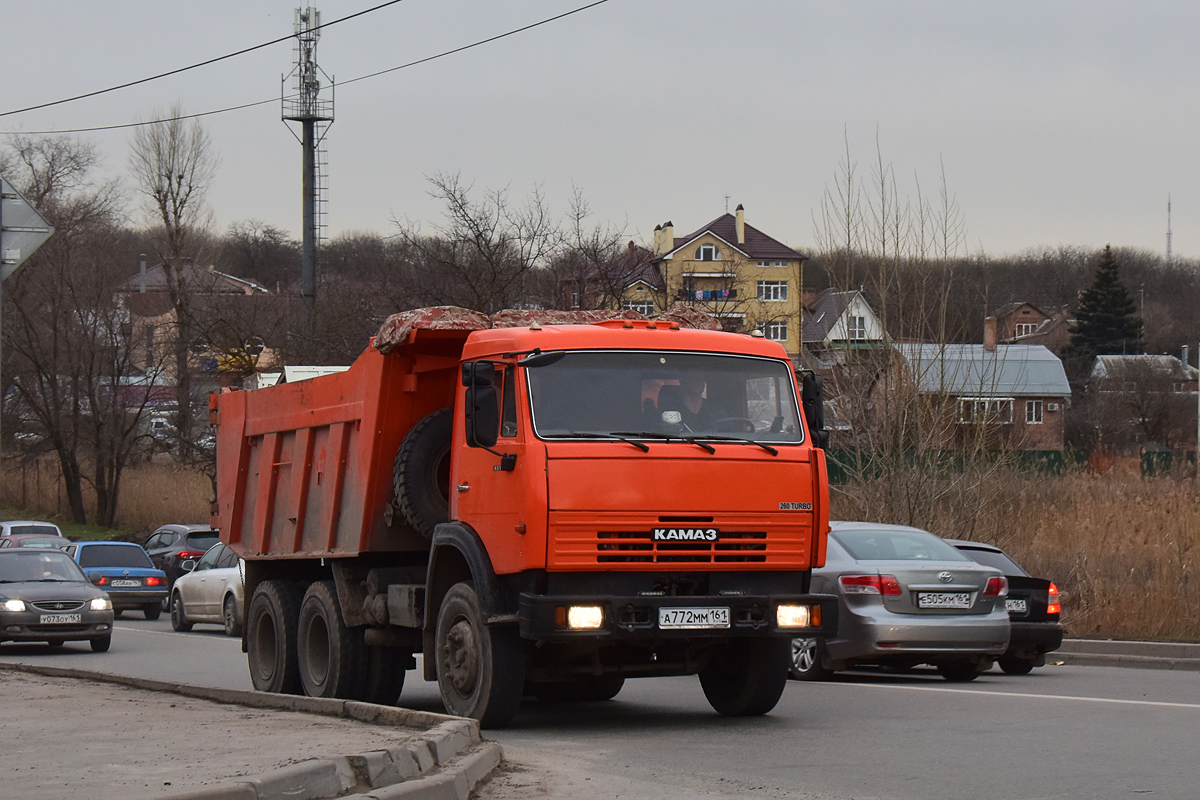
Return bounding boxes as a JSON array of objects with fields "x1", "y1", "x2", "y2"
[
  {"x1": 991, "y1": 301, "x2": 1074, "y2": 355},
  {"x1": 801, "y1": 289, "x2": 888, "y2": 368},
  {"x1": 559, "y1": 242, "x2": 664, "y2": 314},
  {"x1": 1085, "y1": 353, "x2": 1198, "y2": 452}
]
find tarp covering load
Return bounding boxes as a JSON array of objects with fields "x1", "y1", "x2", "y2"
[{"x1": 374, "y1": 304, "x2": 722, "y2": 354}]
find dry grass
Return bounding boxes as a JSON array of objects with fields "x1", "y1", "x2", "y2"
[
  {"x1": 1, "y1": 457, "x2": 212, "y2": 536},
  {"x1": 833, "y1": 468, "x2": 1200, "y2": 641}
]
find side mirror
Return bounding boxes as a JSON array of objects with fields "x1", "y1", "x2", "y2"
[
  {"x1": 462, "y1": 361, "x2": 500, "y2": 448},
  {"x1": 799, "y1": 371, "x2": 830, "y2": 450},
  {"x1": 181, "y1": 559, "x2": 197, "y2": 573}
]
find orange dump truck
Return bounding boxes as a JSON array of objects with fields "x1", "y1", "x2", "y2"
[{"x1": 211, "y1": 306, "x2": 836, "y2": 727}]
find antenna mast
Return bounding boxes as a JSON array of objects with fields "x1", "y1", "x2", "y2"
[
  {"x1": 1167, "y1": 194, "x2": 1173, "y2": 262},
  {"x1": 282, "y1": 6, "x2": 334, "y2": 331}
]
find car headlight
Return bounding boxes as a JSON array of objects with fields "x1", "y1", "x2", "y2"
[
  {"x1": 90, "y1": 597, "x2": 112, "y2": 611},
  {"x1": 2, "y1": 599, "x2": 26, "y2": 612}
]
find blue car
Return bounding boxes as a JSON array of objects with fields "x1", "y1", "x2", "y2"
[{"x1": 64, "y1": 541, "x2": 168, "y2": 620}]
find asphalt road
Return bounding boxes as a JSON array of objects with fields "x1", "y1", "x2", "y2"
[{"x1": 3, "y1": 615, "x2": 1199, "y2": 800}]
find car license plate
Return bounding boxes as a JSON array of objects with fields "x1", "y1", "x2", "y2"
[
  {"x1": 110, "y1": 579, "x2": 140, "y2": 588},
  {"x1": 40, "y1": 613, "x2": 82, "y2": 624},
  {"x1": 1005, "y1": 598, "x2": 1028, "y2": 613},
  {"x1": 917, "y1": 592, "x2": 972, "y2": 609},
  {"x1": 658, "y1": 607, "x2": 730, "y2": 629}
]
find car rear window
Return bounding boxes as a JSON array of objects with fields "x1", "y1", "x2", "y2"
[
  {"x1": 833, "y1": 529, "x2": 971, "y2": 562},
  {"x1": 185, "y1": 532, "x2": 220, "y2": 550},
  {"x1": 8, "y1": 524, "x2": 61, "y2": 537},
  {"x1": 956, "y1": 547, "x2": 1028, "y2": 576},
  {"x1": 78, "y1": 544, "x2": 154, "y2": 569}
]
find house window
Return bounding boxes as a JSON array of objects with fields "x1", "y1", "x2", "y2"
[
  {"x1": 570, "y1": 291, "x2": 580, "y2": 309},
  {"x1": 846, "y1": 315, "x2": 867, "y2": 341},
  {"x1": 757, "y1": 281, "x2": 788, "y2": 302},
  {"x1": 764, "y1": 320, "x2": 788, "y2": 341},
  {"x1": 1015, "y1": 323, "x2": 1038, "y2": 337},
  {"x1": 696, "y1": 244, "x2": 720, "y2": 261},
  {"x1": 756, "y1": 260, "x2": 788, "y2": 268},
  {"x1": 1025, "y1": 399, "x2": 1044, "y2": 424},
  {"x1": 622, "y1": 300, "x2": 655, "y2": 315},
  {"x1": 958, "y1": 398, "x2": 1014, "y2": 425}
]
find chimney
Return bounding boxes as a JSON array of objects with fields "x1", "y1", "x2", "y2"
[
  {"x1": 735, "y1": 203, "x2": 745, "y2": 245},
  {"x1": 984, "y1": 316, "x2": 998, "y2": 352},
  {"x1": 659, "y1": 221, "x2": 674, "y2": 255},
  {"x1": 653, "y1": 224, "x2": 663, "y2": 254},
  {"x1": 138, "y1": 254, "x2": 147, "y2": 293},
  {"x1": 1182, "y1": 344, "x2": 1190, "y2": 368}
]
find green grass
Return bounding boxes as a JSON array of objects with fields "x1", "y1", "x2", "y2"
[{"x1": 0, "y1": 509, "x2": 137, "y2": 542}]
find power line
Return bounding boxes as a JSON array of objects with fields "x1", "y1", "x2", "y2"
[
  {"x1": 2, "y1": 0, "x2": 611, "y2": 137},
  {"x1": 0, "y1": 0, "x2": 408, "y2": 119}
]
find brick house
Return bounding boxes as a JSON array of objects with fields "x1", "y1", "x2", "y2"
[{"x1": 992, "y1": 301, "x2": 1074, "y2": 355}]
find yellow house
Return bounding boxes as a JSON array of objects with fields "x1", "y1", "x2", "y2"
[{"x1": 650, "y1": 204, "x2": 807, "y2": 356}]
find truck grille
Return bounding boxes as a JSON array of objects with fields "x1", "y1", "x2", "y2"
[{"x1": 597, "y1": 530, "x2": 767, "y2": 563}]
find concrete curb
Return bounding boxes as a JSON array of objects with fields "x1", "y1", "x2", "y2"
[
  {"x1": 0, "y1": 662, "x2": 504, "y2": 800},
  {"x1": 1054, "y1": 638, "x2": 1200, "y2": 672}
]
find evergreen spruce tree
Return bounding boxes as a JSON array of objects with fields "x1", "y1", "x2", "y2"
[{"x1": 1069, "y1": 245, "x2": 1143, "y2": 359}]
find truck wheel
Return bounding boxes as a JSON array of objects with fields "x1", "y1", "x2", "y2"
[
  {"x1": 394, "y1": 407, "x2": 453, "y2": 537},
  {"x1": 699, "y1": 638, "x2": 790, "y2": 716},
  {"x1": 361, "y1": 645, "x2": 407, "y2": 706},
  {"x1": 998, "y1": 654, "x2": 1035, "y2": 675},
  {"x1": 435, "y1": 581, "x2": 524, "y2": 728},
  {"x1": 790, "y1": 637, "x2": 834, "y2": 681},
  {"x1": 298, "y1": 580, "x2": 366, "y2": 699},
  {"x1": 247, "y1": 580, "x2": 303, "y2": 694}
]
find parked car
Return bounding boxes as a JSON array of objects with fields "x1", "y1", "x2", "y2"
[
  {"x1": 0, "y1": 549, "x2": 114, "y2": 651},
  {"x1": 790, "y1": 522, "x2": 1011, "y2": 682},
  {"x1": 169, "y1": 542, "x2": 245, "y2": 637},
  {"x1": 144, "y1": 524, "x2": 221, "y2": 589},
  {"x1": 950, "y1": 540, "x2": 1063, "y2": 674},
  {"x1": 0, "y1": 533, "x2": 72, "y2": 549},
  {"x1": 0, "y1": 520, "x2": 64, "y2": 539},
  {"x1": 63, "y1": 541, "x2": 168, "y2": 620}
]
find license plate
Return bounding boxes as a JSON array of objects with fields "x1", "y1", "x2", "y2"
[
  {"x1": 40, "y1": 613, "x2": 82, "y2": 624},
  {"x1": 1005, "y1": 598, "x2": 1028, "y2": 614},
  {"x1": 917, "y1": 592, "x2": 972, "y2": 609},
  {"x1": 110, "y1": 579, "x2": 140, "y2": 588},
  {"x1": 658, "y1": 606, "x2": 730, "y2": 629}
]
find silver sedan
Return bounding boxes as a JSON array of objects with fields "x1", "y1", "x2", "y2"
[
  {"x1": 169, "y1": 542, "x2": 244, "y2": 636},
  {"x1": 791, "y1": 522, "x2": 1011, "y2": 682}
]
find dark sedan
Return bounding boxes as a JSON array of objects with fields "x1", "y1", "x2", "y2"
[
  {"x1": 0, "y1": 549, "x2": 114, "y2": 651},
  {"x1": 951, "y1": 540, "x2": 1063, "y2": 674}
]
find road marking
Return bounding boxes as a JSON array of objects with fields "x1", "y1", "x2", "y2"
[
  {"x1": 824, "y1": 680, "x2": 1200, "y2": 710},
  {"x1": 114, "y1": 625, "x2": 239, "y2": 642}
]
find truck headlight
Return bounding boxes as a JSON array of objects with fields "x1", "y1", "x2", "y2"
[
  {"x1": 2, "y1": 599, "x2": 26, "y2": 613},
  {"x1": 777, "y1": 604, "x2": 811, "y2": 628},
  {"x1": 90, "y1": 597, "x2": 112, "y2": 611},
  {"x1": 565, "y1": 605, "x2": 604, "y2": 630}
]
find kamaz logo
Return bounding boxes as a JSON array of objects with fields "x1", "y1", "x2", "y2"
[{"x1": 652, "y1": 528, "x2": 719, "y2": 542}]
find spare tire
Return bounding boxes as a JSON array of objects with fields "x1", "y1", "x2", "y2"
[{"x1": 395, "y1": 407, "x2": 453, "y2": 536}]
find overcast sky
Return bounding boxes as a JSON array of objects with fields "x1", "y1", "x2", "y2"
[{"x1": 3, "y1": 1, "x2": 1198, "y2": 260}]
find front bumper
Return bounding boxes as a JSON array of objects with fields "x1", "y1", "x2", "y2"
[
  {"x1": 518, "y1": 592, "x2": 838, "y2": 641},
  {"x1": 0, "y1": 610, "x2": 114, "y2": 642}
]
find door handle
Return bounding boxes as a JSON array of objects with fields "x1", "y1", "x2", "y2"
[{"x1": 456, "y1": 483, "x2": 470, "y2": 492}]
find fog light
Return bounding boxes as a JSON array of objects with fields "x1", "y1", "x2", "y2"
[
  {"x1": 2, "y1": 600, "x2": 26, "y2": 613},
  {"x1": 566, "y1": 605, "x2": 604, "y2": 630},
  {"x1": 5, "y1": 625, "x2": 20, "y2": 633},
  {"x1": 777, "y1": 604, "x2": 811, "y2": 628}
]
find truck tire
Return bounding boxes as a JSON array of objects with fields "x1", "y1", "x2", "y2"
[
  {"x1": 361, "y1": 645, "x2": 407, "y2": 706},
  {"x1": 435, "y1": 581, "x2": 524, "y2": 728},
  {"x1": 247, "y1": 580, "x2": 303, "y2": 694},
  {"x1": 297, "y1": 580, "x2": 367, "y2": 699},
  {"x1": 394, "y1": 407, "x2": 453, "y2": 537},
  {"x1": 699, "y1": 638, "x2": 790, "y2": 716}
]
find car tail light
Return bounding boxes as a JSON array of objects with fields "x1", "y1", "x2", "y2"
[
  {"x1": 1046, "y1": 582, "x2": 1061, "y2": 615},
  {"x1": 176, "y1": 551, "x2": 206, "y2": 559},
  {"x1": 984, "y1": 576, "x2": 1009, "y2": 597},
  {"x1": 92, "y1": 575, "x2": 108, "y2": 586},
  {"x1": 839, "y1": 574, "x2": 902, "y2": 596},
  {"x1": 145, "y1": 576, "x2": 163, "y2": 587}
]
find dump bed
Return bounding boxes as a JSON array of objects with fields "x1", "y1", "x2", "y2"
[{"x1": 212, "y1": 328, "x2": 469, "y2": 558}]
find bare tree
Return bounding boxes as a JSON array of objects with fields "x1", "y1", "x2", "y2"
[{"x1": 128, "y1": 104, "x2": 220, "y2": 449}]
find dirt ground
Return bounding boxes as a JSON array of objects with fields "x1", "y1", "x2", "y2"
[{"x1": 0, "y1": 672, "x2": 424, "y2": 800}]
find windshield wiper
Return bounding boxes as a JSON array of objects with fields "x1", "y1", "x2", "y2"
[
  {"x1": 693, "y1": 435, "x2": 780, "y2": 456},
  {"x1": 610, "y1": 431, "x2": 715, "y2": 454},
  {"x1": 549, "y1": 431, "x2": 649, "y2": 452}
]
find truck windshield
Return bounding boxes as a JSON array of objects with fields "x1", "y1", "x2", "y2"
[{"x1": 526, "y1": 350, "x2": 804, "y2": 443}]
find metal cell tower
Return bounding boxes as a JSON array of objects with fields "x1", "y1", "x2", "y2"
[
  {"x1": 282, "y1": 6, "x2": 334, "y2": 327},
  {"x1": 1166, "y1": 194, "x2": 1173, "y2": 261}
]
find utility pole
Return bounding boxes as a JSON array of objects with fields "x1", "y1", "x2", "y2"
[{"x1": 282, "y1": 6, "x2": 334, "y2": 336}]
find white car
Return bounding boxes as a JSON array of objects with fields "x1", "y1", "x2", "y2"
[
  {"x1": 0, "y1": 520, "x2": 64, "y2": 538},
  {"x1": 169, "y1": 542, "x2": 244, "y2": 636}
]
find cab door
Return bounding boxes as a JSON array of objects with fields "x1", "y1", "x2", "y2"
[{"x1": 453, "y1": 364, "x2": 537, "y2": 575}]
